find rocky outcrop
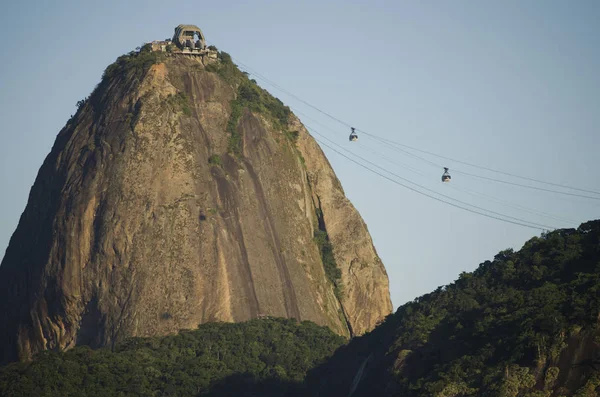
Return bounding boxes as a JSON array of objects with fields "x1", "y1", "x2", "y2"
[
  {"x1": 293, "y1": 117, "x2": 392, "y2": 336},
  {"x1": 0, "y1": 51, "x2": 391, "y2": 364}
]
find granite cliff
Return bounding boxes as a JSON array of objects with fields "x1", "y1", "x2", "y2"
[{"x1": 0, "y1": 44, "x2": 392, "y2": 364}]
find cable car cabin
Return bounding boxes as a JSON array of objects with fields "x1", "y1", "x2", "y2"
[
  {"x1": 441, "y1": 167, "x2": 451, "y2": 183},
  {"x1": 349, "y1": 127, "x2": 358, "y2": 142}
]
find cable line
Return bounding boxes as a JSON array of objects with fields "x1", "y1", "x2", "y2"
[
  {"x1": 360, "y1": 143, "x2": 429, "y2": 178},
  {"x1": 222, "y1": 54, "x2": 568, "y2": 229},
  {"x1": 311, "y1": 135, "x2": 547, "y2": 231},
  {"x1": 291, "y1": 107, "x2": 577, "y2": 223},
  {"x1": 357, "y1": 130, "x2": 600, "y2": 196},
  {"x1": 439, "y1": 181, "x2": 577, "y2": 225},
  {"x1": 364, "y1": 134, "x2": 443, "y2": 169},
  {"x1": 292, "y1": 110, "x2": 574, "y2": 225},
  {"x1": 228, "y1": 56, "x2": 600, "y2": 197},
  {"x1": 362, "y1": 134, "x2": 600, "y2": 201},
  {"x1": 232, "y1": 57, "x2": 353, "y2": 128},
  {"x1": 446, "y1": 183, "x2": 579, "y2": 225},
  {"x1": 307, "y1": 126, "x2": 558, "y2": 230},
  {"x1": 452, "y1": 169, "x2": 600, "y2": 201},
  {"x1": 358, "y1": 140, "x2": 579, "y2": 225}
]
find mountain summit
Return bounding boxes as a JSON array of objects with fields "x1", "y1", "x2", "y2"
[{"x1": 0, "y1": 26, "x2": 392, "y2": 364}]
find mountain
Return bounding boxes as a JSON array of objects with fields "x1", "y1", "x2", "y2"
[
  {"x1": 0, "y1": 38, "x2": 392, "y2": 364},
  {"x1": 303, "y1": 220, "x2": 600, "y2": 396}
]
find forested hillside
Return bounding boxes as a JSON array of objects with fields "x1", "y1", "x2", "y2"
[
  {"x1": 2, "y1": 220, "x2": 599, "y2": 396},
  {"x1": 305, "y1": 220, "x2": 600, "y2": 396},
  {"x1": 0, "y1": 319, "x2": 343, "y2": 397}
]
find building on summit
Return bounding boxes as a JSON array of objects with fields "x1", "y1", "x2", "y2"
[
  {"x1": 173, "y1": 24, "x2": 206, "y2": 51},
  {"x1": 150, "y1": 25, "x2": 213, "y2": 56}
]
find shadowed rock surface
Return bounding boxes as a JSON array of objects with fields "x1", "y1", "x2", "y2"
[{"x1": 0, "y1": 50, "x2": 391, "y2": 364}]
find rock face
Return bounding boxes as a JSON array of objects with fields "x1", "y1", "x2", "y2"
[{"x1": 0, "y1": 50, "x2": 391, "y2": 363}]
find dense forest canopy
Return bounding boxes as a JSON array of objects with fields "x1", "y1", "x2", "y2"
[
  {"x1": 2, "y1": 220, "x2": 599, "y2": 396},
  {"x1": 0, "y1": 319, "x2": 344, "y2": 397},
  {"x1": 305, "y1": 220, "x2": 600, "y2": 396}
]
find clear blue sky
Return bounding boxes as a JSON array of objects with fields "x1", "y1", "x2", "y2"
[{"x1": 1, "y1": 1, "x2": 599, "y2": 308}]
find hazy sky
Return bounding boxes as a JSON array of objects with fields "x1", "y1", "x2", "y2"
[{"x1": 1, "y1": 1, "x2": 599, "y2": 308}]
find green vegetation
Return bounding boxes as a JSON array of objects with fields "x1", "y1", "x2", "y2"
[
  {"x1": 76, "y1": 98, "x2": 87, "y2": 111},
  {"x1": 237, "y1": 80, "x2": 291, "y2": 128},
  {"x1": 225, "y1": 79, "x2": 292, "y2": 155},
  {"x1": 205, "y1": 51, "x2": 292, "y2": 155},
  {"x1": 205, "y1": 51, "x2": 244, "y2": 87},
  {"x1": 314, "y1": 229, "x2": 342, "y2": 299},
  {"x1": 87, "y1": 44, "x2": 166, "y2": 111},
  {"x1": 226, "y1": 95, "x2": 244, "y2": 156},
  {"x1": 284, "y1": 130, "x2": 300, "y2": 143},
  {"x1": 313, "y1": 206, "x2": 343, "y2": 300},
  {"x1": 208, "y1": 154, "x2": 222, "y2": 167},
  {"x1": 1, "y1": 216, "x2": 599, "y2": 396},
  {"x1": 0, "y1": 318, "x2": 344, "y2": 397},
  {"x1": 305, "y1": 220, "x2": 600, "y2": 396},
  {"x1": 166, "y1": 92, "x2": 192, "y2": 116},
  {"x1": 102, "y1": 44, "x2": 165, "y2": 82}
]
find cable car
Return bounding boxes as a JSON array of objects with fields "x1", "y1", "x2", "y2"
[
  {"x1": 349, "y1": 127, "x2": 358, "y2": 142},
  {"x1": 441, "y1": 167, "x2": 451, "y2": 183}
]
